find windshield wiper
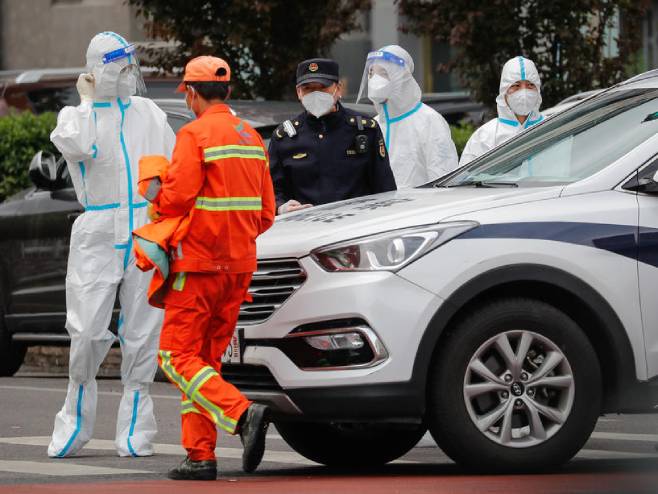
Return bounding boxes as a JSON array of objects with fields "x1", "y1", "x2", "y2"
[{"x1": 444, "y1": 180, "x2": 518, "y2": 188}]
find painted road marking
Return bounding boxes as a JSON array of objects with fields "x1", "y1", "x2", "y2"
[
  {"x1": 0, "y1": 435, "x2": 656, "y2": 474},
  {"x1": 5, "y1": 385, "x2": 654, "y2": 444},
  {"x1": 577, "y1": 448, "x2": 658, "y2": 459},
  {"x1": 0, "y1": 436, "x2": 317, "y2": 466},
  {"x1": 0, "y1": 460, "x2": 148, "y2": 476},
  {"x1": 590, "y1": 431, "x2": 658, "y2": 442},
  {"x1": 418, "y1": 431, "x2": 658, "y2": 448},
  {"x1": 0, "y1": 385, "x2": 179, "y2": 401}
]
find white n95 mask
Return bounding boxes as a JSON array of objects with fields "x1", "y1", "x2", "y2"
[
  {"x1": 117, "y1": 66, "x2": 138, "y2": 98},
  {"x1": 506, "y1": 88, "x2": 539, "y2": 116},
  {"x1": 302, "y1": 90, "x2": 336, "y2": 118},
  {"x1": 92, "y1": 62, "x2": 122, "y2": 99},
  {"x1": 368, "y1": 74, "x2": 391, "y2": 103}
]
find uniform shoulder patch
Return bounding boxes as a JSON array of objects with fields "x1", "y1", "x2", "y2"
[
  {"x1": 274, "y1": 119, "x2": 303, "y2": 140},
  {"x1": 273, "y1": 124, "x2": 286, "y2": 140},
  {"x1": 378, "y1": 138, "x2": 386, "y2": 158}
]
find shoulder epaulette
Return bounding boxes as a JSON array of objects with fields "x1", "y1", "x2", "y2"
[
  {"x1": 273, "y1": 119, "x2": 303, "y2": 140},
  {"x1": 346, "y1": 115, "x2": 377, "y2": 130}
]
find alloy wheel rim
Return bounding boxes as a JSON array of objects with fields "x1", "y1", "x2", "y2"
[{"x1": 462, "y1": 329, "x2": 575, "y2": 448}]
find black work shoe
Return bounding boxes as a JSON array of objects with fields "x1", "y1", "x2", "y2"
[
  {"x1": 239, "y1": 403, "x2": 270, "y2": 473},
  {"x1": 167, "y1": 456, "x2": 217, "y2": 481}
]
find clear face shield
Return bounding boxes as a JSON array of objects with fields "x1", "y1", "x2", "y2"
[
  {"x1": 92, "y1": 44, "x2": 146, "y2": 99},
  {"x1": 356, "y1": 50, "x2": 407, "y2": 104}
]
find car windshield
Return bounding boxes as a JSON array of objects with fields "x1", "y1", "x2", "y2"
[{"x1": 437, "y1": 87, "x2": 658, "y2": 188}]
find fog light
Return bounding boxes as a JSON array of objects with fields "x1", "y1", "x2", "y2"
[
  {"x1": 278, "y1": 323, "x2": 389, "y2": 370},
  {"x1": 304, "y1": 332, "x2": 365, "y2": 351}
]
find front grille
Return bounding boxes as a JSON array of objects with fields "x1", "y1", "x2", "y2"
[
  {"x1": 238, "y1": 258, "x2": 306, "y2": 325},
  {"x1": 221, "y1": 364, "x2": 282, "y2": 391}
]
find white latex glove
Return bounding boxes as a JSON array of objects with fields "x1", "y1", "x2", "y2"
[
  {"x1": 278, "y1": 199, "x2": 313, "y2": 214},
  {"x1": 76, "y1": 73, "x2": 95, "y2": 102}
]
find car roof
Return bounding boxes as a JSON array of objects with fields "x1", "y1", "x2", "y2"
[
  {"x1": 557, "y1": 89, "x2": 604, "y2": 106},
  {"x1": 621, "y1": 68, "x2": 658, "y2": 86},
  {"x1": 0, "y1": 66, "x2": 171, "y2": 85},
  {"x1": 154, "y1": 98, "x2": 382, "y2": 128},
  {"x1": 154, "y1": 98, "x2": 303, "y2": 129},
  {"x1": 421, "y1": 91, "x2": 472, "y2": 103}
]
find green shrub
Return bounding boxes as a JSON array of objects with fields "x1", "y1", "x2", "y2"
[
  {"x1": 0, "y1": 112, "x2": 57, "y2": 202},
  {"x1": 450, "y1": 123, "x2": 475, "y2": 158}
]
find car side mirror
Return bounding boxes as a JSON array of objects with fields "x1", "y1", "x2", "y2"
[{"x1": 29, "y1": 151, "x2": 69, "y2": 191}]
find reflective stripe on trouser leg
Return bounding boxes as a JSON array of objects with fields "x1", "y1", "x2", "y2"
[
  {"x1": 181, "y1": 399, "x2": 202, "y2": 415},
  {"x1": 158, "y1": 351, "x2": 240, "y2": 434}
]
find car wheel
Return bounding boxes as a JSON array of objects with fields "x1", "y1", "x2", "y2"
[
  {"x1": 427, "y1": 297, "x2": 601, "y2": 472},
  {"x1": 275, "y1": 421, "x2": 426, "y2": 467},
  {"x1": 0, "y1": 316, "x2": 27, "y2": 376}
]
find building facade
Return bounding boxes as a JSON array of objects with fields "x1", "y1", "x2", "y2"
[
  {"x1": 0, "y1": 0, "x2": 656, "y2": 96},
  {"x1": 0, "y1": 0, "x2": 146, "y2": 71}
]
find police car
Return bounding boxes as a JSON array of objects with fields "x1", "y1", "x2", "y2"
[{"x1": 225, "y1": 69, "x2": 658, "y2": 472}]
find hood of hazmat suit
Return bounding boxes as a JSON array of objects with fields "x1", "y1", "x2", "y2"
[
  {"x1": 357, "y1": 45, "x2": 458, "y2": 188},
  {"x1": 460, "y1": 56, "x2": 545, "y2": 166},
  {"x1": 47, "y1": 31, "x2": 176, "y2": 458},
  {"x1": 86, "y1": 31, "x2": 146, "y2": 100}
]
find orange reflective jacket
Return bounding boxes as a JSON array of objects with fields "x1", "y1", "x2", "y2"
[{"x1": 154, "y1": 104, "x2": 275, "y2": 274}]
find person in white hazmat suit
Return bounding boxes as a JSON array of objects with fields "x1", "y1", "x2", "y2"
[
  {"x1": 48, "y1": 32, "x2": 176, "y2": 458},
  {"x1": 460, "y1": 56, "x2": 544, "y2": 165},
  {"x1": 357, "y1": 45, "x2": 458, "y2": 188}
]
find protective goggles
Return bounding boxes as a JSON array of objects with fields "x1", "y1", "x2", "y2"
[
  {"x1": 102, "y1": 44, "x2": 136, "y2": 65},
  {"x1": 365, "y1": 50, "x2": 406, "y2": 68}
]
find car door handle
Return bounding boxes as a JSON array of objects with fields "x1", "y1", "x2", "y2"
[{"x1": 67, "y1": 212, "x2": 82, "y2": 223}]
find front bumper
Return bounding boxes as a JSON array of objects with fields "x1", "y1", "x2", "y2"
[
  {"x1": 242, "y1": 382, "x2": 425, "y2": 422},
  {"x1": 235, "y1": 256, "x2": 442, "y2": 418}
]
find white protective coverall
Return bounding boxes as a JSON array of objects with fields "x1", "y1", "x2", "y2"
[
  {"x1": 359, "y1": 45, "x2": 458, "y2": 188},
  {"x1": 48, "y1": 32, "x2": 176, "y2": 458},
  {"x1": 460, "y1": 56, "x2": 544, "y2": 166}
]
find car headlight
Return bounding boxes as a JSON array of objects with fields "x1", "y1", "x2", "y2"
[{"x1": 311, "y1": 221, "x2": 478, "y2": 272}]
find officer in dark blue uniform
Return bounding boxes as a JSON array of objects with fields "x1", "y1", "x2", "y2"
[{"x1": 269, "y1": 58, "x2": 397, "y2": 214}]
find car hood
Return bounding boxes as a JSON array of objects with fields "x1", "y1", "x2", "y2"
[{"x1": 257, "y1": 186, "x2": 562, "y2": 258}]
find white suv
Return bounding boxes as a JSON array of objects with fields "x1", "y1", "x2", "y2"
[{"x1": 225, "y1": 70, "x2": 658, "y2": 472}]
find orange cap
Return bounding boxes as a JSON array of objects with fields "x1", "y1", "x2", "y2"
[{"x1": 176, "y1": 56, "x2": 231, "y2": 92}]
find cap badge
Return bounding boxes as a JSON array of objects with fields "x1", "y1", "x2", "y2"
[{"x1": 309, "y1": 62, "x2": 319, "y2": 72}]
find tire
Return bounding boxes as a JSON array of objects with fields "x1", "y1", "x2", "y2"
[
  {"x1": 427, "y1": 297, "x2": 601, "y2": 473},
  {"x1": 0, "y1": 318, "x2": 27, "y2": 376},
  {"x1": 275, "y1": 421, "x2": 426, "y2": 467}
]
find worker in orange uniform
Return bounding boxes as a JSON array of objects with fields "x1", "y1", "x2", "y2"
[{"x1": 149, "y1": 56, "x2": 276, "y2": 481}]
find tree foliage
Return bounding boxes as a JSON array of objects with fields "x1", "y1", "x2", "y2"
[
  {"x1": 129, "y1": 0, "x2": 371, "y2": 100},
  {"x1": 0, "y1": 112, "x2": 57, "y2": 202},
  {"x1": 398, "y1": 0, "x2": 649, "y2": 109}
]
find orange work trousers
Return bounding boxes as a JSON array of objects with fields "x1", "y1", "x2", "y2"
[{"x1": 158, "y1": 271, "x2": 252, "y2": 461}]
